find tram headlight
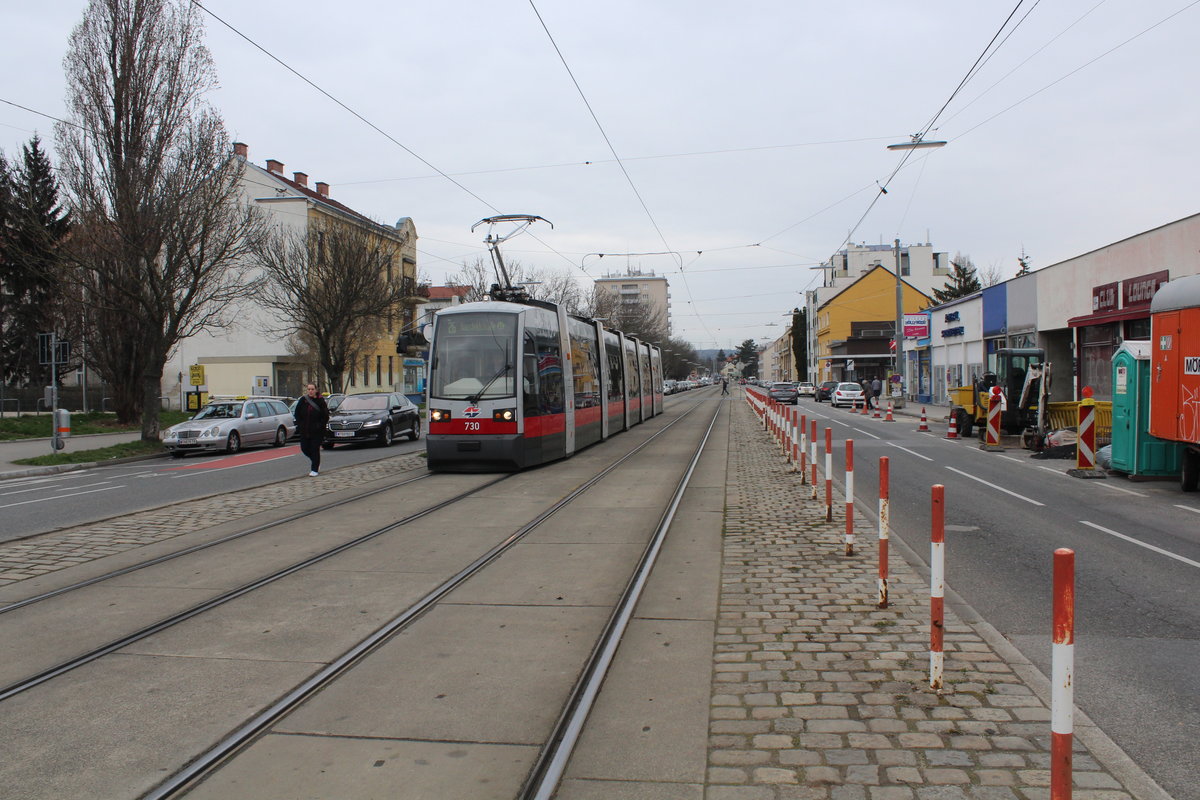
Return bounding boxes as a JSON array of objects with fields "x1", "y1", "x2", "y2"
[
  {"x1": 492, "y1": 408, "x2": 515, "y2": 422},
  {"x1": 430, "y1": 408, "x2": 450, "y2": 422}
]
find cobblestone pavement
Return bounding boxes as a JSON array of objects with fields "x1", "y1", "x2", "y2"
[
  {"x1": 0, "y1": 454, "x2": 426, "y2": 586},
  {"x1": 709, "y1": 395, "x2": 1141, "y2": 800}
]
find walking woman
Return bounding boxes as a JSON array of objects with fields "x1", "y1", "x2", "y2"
[{"x1": 294, "y1": 382, "x2": 330, "y2": 476}]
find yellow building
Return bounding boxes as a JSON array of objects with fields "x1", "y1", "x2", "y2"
[{"x1": 816, "y1": 265, "x2": 930, "y2": 383}]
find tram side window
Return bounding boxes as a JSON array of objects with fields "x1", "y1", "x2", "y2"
[
  {"x1": 525, "y1": 311, "x2": 564, "y2": 417},
  {"x1": 523, "y1": 332, "x2": 540, "y2": 417},
  {"x1": 605, "y1": 339, "x2": 624, "y2": 401},
  {"x1": 625, "y1": 343, "x2": 640, "y2": 398},
  {"x1": 569, "y1": 320, "x2": 600, "y2": 409}
]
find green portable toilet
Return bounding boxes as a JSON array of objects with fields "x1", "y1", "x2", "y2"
[{"x1": 1110, "y1": 341, "x2": 1182, "y2": 477}]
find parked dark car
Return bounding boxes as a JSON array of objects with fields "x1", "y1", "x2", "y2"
[
  {"x1": 767, "y1": 381, "x2": 799, "y2": 404},
  {"x1": 814, "y1": 381, "x2": 839, "y2": 402},
  {"x1": 324, "y1": 392, "x2": 421, "y2": 448}
]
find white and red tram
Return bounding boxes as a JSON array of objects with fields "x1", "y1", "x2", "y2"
[{"x1": 425, "y1": 299, "x2": 664, "y2": 471}]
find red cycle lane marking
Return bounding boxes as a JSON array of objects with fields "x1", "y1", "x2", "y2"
[{"x1": 165, "y1": 446, "x2": 299, "y2": 470}]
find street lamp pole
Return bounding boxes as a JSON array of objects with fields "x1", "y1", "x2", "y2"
[{"x1": 894, "y1": 238, "x2": 903, "y2": 400}]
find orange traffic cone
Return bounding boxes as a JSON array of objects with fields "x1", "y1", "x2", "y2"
[
  {"x1": 918, "y1": 407, "x2": 929, "y2": 431},
  {"x1": 946, "y1": 412, "x2": 958, "y2": 439},
  {"x1": 885, "y1": 401, "x2": 894, "y2": 422}
]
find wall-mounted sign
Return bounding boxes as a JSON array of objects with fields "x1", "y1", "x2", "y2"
[
  {"x1": 1122, "y1": 270, "x2": 1168, "y2": 309},
  {"x1": 942, "y1": 326, "x2": 965, "y2": 338},
  {"x1": 903, "y1": 313, "x2": 929, "y2": 338},
  {"x1": 1092, "y1": 282, "x2": 1118, "y2": 313},
  {"x1": 944, "y1": 311, "x2": 960, "y2": 322}
]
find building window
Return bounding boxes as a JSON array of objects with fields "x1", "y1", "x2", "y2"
[
  {"x1": 364, "y1": 354, "x2": 370, "y2": 387},
  {"x1": 376, "y1": 355, "x2": 382, "y2": 386},
  {"x1": 388, "y1": 356, "x2": 394, "y2": 386}
]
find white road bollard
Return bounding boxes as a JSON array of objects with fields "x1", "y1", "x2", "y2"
[
  {"x1": 877, "y1": 456, "x2": 889, "y2": 608},
  {"x1": 799, "y1": 413, "x2": 808, "y2": 483},
  {"x1": 930, "y1": 484, "x2": 945, "y2": 691},
  {"x1": 1051, "y1": 548, "x2": 1076, "y2": 800},
  {"x1": 844, "y1": 439, "x2": 855, "y2": 555}
]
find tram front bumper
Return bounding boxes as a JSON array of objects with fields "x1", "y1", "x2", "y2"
[{"x1": 426, "y1": 434, "x2": 528, "y2": 471}]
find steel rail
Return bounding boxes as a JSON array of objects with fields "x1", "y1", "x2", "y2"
[
  {"x1": 0, "y1": 471, "x2": 435, "y2": 615},
  {"x1": 521, "y1": 398, "x2": 724, "y2": 799},
  {"x1": 140, "y1": 394, "x2": 714, "y2": 800}
]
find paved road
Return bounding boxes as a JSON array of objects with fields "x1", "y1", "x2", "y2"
[
  {"x1": 0, "y1": 436, "x2": 424, "y2": 541},
  {"x1": 794, "y1": 396, "x2": 1200, "y2": 800}
]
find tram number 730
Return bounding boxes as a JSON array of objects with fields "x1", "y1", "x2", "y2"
[{"x1": 464, "y1": 421, "x2": 481, "y2": 431}]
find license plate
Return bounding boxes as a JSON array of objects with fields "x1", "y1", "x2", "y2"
[{"x1": 335, "y1": 431, "x2": 355, "y2": 438}]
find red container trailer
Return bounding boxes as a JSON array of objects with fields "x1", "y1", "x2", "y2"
[{"x1": 1149, "y1": 273, "x2": 1200, "y2": 491}]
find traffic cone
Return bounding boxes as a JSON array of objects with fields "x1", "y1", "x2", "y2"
[
  {"x1": 918, "y1": 407, "x2": 929, "y2": 431},
  {"x1": 885, "y1": 401, "x2": 894, "y2": 422},
  {"x1": 946, "y1": 412, "x2": 958, "y2": 439},
  {"x1": 861, "y1": 399, "x2": 869, "y2": 415},
  {"x1": 873, "y1": 400, "x2": 882, "y2": 419}
]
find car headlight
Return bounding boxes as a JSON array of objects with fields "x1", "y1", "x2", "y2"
[
  {"x1": 199, "y1": 426, "x2": 220, "y2": 439},
  {"x1": 430, "y1": 408, "x2": 450, "y2": 422},
  {"x1": 362, "y1": 419, "x2": 382, "y2": 428}
]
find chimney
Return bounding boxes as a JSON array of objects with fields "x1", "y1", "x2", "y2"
[
  {"x1": 315, "y1": 181, "x2": 329, "y2": 198},
  {"x1": 233, "y1": 142, "x2": 248, "y2": 158},
  {"x1": 266, "y1": 159, "x2": 284, "y2": 175},
  {"x1": 293, "y1": 171, "x2": 308, "y2": 187}
]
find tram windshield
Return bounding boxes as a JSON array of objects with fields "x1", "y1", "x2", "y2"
[{"x1": 431, "y1": 313, "x2": 518, "y2": 401}]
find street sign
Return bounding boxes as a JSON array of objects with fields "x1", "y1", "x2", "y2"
[
  {"x1": 38, "y1": 333, "x2": 70, "y2": 365},
  {"x1": 189, "y1": 365, "x2": 206, "y2": 386}
]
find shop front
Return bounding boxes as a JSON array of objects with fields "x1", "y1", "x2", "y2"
[{"x1": 1067, "y1": 271, "x2": 1166, "y2": 400}]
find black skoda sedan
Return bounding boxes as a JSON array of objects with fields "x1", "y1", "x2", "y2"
[{"x1": 324, "y1": 392, "x2": 421, "y2": 448}]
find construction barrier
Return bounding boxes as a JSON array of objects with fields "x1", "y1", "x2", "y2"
[
  {"x1": 1052, "y1": 548, "x2": 1076, "y2": 800},
  {"x1": 930, "y1": 484, "x2": 945, "y2": 691},
  {"x1": 1077, "y1": 391, "x2": 1096, "y2": 470},
  {"x1": 983, "y1": 387, "x2": 1003, "y2": 450},
  {"x1": 877, "y1": 457, "x2": 890, "y2": 608},
  {"x1": 1047, "y1": 399, "x2": 1112, "y2": 446},
  {"x1": 844, "y1": 439, "x2": 855, "y2": 556}
]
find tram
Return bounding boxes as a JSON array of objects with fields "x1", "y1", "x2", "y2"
[{"x1": 425, "y1": 298, "x2": 664, "y2": 471}]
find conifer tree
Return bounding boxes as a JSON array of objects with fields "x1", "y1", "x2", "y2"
[{"x1": 932, "y1": 253, "x2": 982, "y2": 304}]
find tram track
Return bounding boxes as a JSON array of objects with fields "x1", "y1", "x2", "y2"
[{"x1": 141, "y1": 394, "x2": 722, "y2": 799}]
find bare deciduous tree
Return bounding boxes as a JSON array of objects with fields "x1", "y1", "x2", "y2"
[
  {"x1": 55, "y1": 0, "x2": 264, "y2": 437},
  {"x1": 251, "y1": 219, "x2": 414, "y2": 394},
  {"x1": 449, "y1": 257, "x2": 590, "y2": 315}
]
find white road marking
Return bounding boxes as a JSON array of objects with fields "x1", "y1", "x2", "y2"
[
  {"x1": 0, "y1": 485, "x2": 123, "y2": 509},
  {"x1": 851, "y1": 428, "x2": 882, "y2": 439},
  {"x1": 1095, "y1": 483, "x2": 1146, "y2": 497},
  {"x1": 1079, "y1": 521, "x2": 1200, "y2": 569},
  {"x1": 55, "y1": 481, "x2": 115, "y2": 492},
  {"x1": 1174, "y1": 504, "x2": 1200, "y2": 515},
  {"x1": 998, "y1": 455, "x2": 1024, "y2": 463},
  {"x1": 1039, "y1": 466, "x2": 1069, "y2": 476},
  {"x1": 944, "y1": 466, "x2": 1045, "y2": 506},
  {"x1": 887, "y1": 442, "x2": 934, "y2": 462}
]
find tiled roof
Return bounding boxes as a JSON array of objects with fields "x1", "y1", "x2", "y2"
[{"x1": 427, "y1": 286, "x2": 473, "y2": 300}]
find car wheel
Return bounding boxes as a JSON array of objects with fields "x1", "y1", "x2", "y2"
[
  {"x1": 273, "y1": 427, "x2": 286, "y2": 447},
  {"x1": 378, "y1": 424, "x2": 394, "y2": 447},
  {"x1": 408, "y1": 417, "x2": 421, "y2": 441},
  {"x1": 322, "y1": 442, "x2": 335, "y2": 450},
  {"x1": 170, "y1": 450, "x2": 185, "y2": 459},
  {"x1": 225, "y1": 431, "x2": 241, "y2": 454}
]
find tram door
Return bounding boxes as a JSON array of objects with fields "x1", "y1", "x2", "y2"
[{"x1": 596, "y1": 321, "x2": 610, "y2": 439}]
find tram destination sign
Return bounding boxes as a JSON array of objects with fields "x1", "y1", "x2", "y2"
[{"x1": 441, "y1": 316, "x2": 514, "y2": 336}]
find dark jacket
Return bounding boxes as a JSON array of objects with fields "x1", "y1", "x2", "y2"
[{"x1": 294, "y1": 394, "x2": 330, "y2": 439}]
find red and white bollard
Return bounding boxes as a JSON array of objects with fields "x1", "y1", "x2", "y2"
[
  {"x1": 810, "y1": 419, "x2": 819, "y2": 500},
  {"x1": 844, "y1": 439, "x2": 855, "y2": 556},
  {"x1": 1077, "y1": 387, "x2": 1096, "y2": 470},
  {"x1": 885, "y1": 400, "x2": 894, "y2": 422},
  {"x1": 945, "y1": 412, "x2": 958, "y2": 440},
  {"x1": 824, "y1": 427, "x2": 833, "y2": 522},
  {"x1": 918, "y1": 407, "x2": 929, "y2": 432},
  {"x1": 930, "y1": 484, "x2": 945, "y2": 690},
  {"x1": 983, "y1": 386, "x2": 1003, "y2": 450},
  {"x1": 877, "y1": 456, "x2": 890, "y2": 608},
  {"x1": 1052, "y1": 547, "x2": 1076, "y2": 800},
  {"x1": 799, "y1": 413, "x2": 808, "y2": 483}
]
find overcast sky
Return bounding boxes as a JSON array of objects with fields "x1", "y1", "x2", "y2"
[{"x1": 4, "y1": 1, "x2": 1199, "y2": 351}]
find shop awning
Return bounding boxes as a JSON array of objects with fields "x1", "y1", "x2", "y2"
[{"x1": 1067, "y1": 307, "x2": 1150, "y2": 328}]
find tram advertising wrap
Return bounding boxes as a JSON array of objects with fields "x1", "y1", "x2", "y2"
[{"x1": 426, "y1": 299, "x2": 664, "y2": 471}]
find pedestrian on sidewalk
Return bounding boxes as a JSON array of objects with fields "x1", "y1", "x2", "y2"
[
  {"x1": 871, "y1": 376, "x2": 882, "y2": 410},
  {"x1": 294, "y1": 382, "x2": 330, "y2": 477}
]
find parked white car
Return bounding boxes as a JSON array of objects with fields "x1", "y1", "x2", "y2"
[
  {"x1": 163, "y1": 398, "x2": 296, "y2": 457},
  {"x1": 831, "y1": 382, "x2": 866, "y2": 409}
]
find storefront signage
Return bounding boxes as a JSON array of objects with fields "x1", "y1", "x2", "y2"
[
  {"x1": 944, "y1": 311, "x2": 959, "y2": 322},
  {"x1": 1185, "y1": 356, "x2": 1200, "y2": 375},
  {"x1": 903, "y1": 313, "x2": 929, "y2": 338},
  {"x1": 1092, "y1": 282, "x2": 1118, "y2": 313},
  {"x1": 941, "y1": 326, "x2": 965, "y2": 338},
  {"x1": 1122, "y1": 270, "x2": 1169, "y2": 309}
]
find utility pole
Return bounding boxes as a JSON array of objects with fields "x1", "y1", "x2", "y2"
[{"x1": 894, "y1": 239, "x2": 904, "y2": 400}]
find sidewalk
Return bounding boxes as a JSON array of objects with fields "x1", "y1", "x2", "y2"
[{"x1": 713, "y1": 392, "x2": 1165, "y2": 799}]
